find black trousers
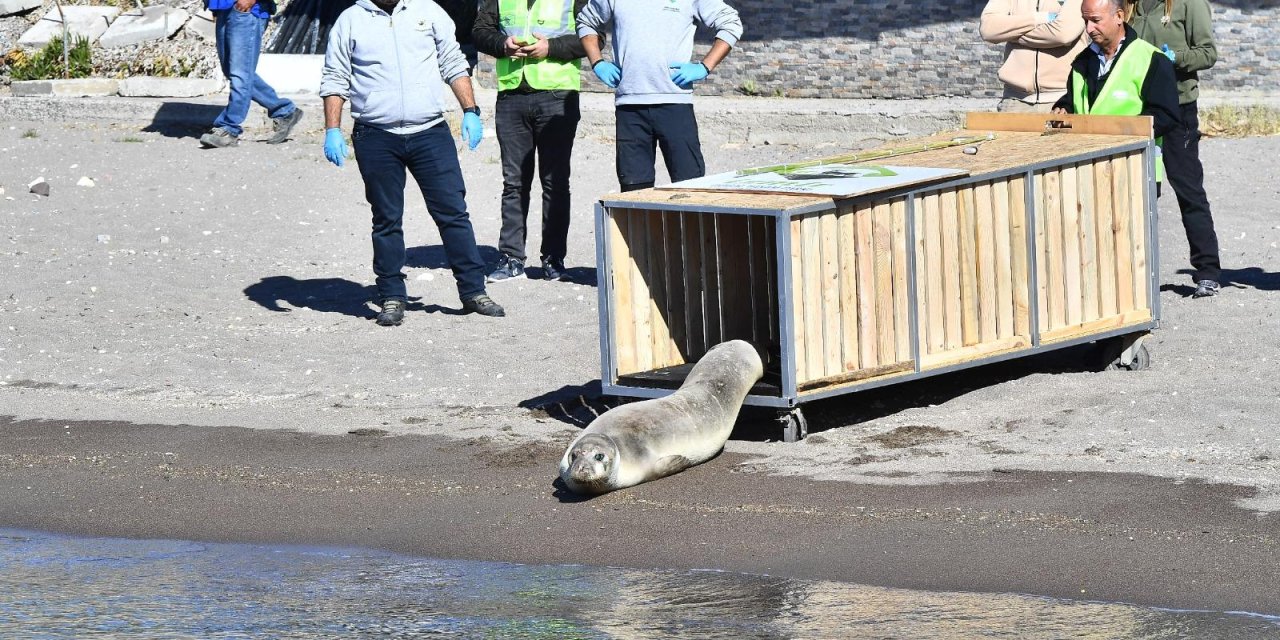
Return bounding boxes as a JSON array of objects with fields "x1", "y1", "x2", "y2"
[
  {"x1": 495, "y1": 90, "x2": 580, "y2": 263},
  {"x1": 1162, "y1": 101, "x2": 1221, "y2": 282},
  {"x1": 615, "y1": 103, "x2": 705, "y2": 192}
]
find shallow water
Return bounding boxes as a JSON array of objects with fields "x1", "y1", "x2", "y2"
[{"x1": 1, "y1": 528, "x2": 1276, "y2": 639}]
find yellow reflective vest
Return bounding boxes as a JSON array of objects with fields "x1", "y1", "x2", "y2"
[
  {"x1": 1071, "y1": 39, "x2": 1165, "y2": 182},
  {"x1": 496, "y1": 0, "x2": 580, "y2": 91}
]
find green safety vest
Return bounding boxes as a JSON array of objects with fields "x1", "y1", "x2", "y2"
[
  {"x1": 496, "y1": 0, "x2": 581, "y2": 91},
  {"x1": 1071, "y1": 39, "x2": 1165, "y2": 182}
]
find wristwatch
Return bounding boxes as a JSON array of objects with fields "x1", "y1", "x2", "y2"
[{"x1": 463, "y1": 106, "x2": 481, "y2": 116}]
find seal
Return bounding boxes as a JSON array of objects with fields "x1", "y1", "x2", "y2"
[{"x1": 559, "y1": 339, "x2": 764, "y2": 495}]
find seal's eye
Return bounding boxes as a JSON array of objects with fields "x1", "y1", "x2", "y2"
[
  {"x1": 594, "y1": 453, "x2": 606, "y2": 462},
  {"x1": 570, "y1": 452, "x2": 578, "y2": 459}
]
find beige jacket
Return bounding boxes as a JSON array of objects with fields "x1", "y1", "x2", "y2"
[{"x1": 980, "y1": 0, "x2": 1088, "y2": 103}]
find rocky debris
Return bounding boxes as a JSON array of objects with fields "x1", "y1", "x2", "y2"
[
  {"x1": 76, "y1": 176, "x2": 94, "y2": 187},
  {"x1": 0, "y1": 0, "x2": 41, "y2": 18},
  {"x1": 98, "y1": 5, "x2": 189, "y2": 49},
  {"x1": 17, "y1": 5, "x2": 119, "y2": 48},
  {"x1": 27, "y1": 176, "x2": 49, "y2": 196}
]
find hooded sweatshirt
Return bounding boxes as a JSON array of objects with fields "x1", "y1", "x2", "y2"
[
  {"x1": 320, "y1": 0, "x2": 470, "y2": 134},
  {"x1": 980, "y1": 0, "x2": 1088, "y2": 104},
  {"x1": 1127, "y1": 0, "x2": 1216, "y2": 105},
  {"x1": 576, "y1": 0, "x2": 742, "y2": 106}
]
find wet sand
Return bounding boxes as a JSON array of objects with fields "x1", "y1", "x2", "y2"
[{"x1": 2, "y1": 416, "x2": 1277, "y2": 615}]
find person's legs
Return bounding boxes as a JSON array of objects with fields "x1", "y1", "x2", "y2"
[
  {"x1": 352, "y1": 124, "x2": 410, "y2": 303},
  {"x1": 1163, "y1": 101, "x2": 1221, "y2": 286},
  {"x1": 211, "y1": 9, "x2": 270, "y2": 137},
  {"x1": 533, "y1": 90, "x2": 580, "y2": 265},
  {"x1": 615, "y1": 105, "x2": 658, "y2": 191},
  {"x1": 653, "y1": 103, "x2": 706, "y2": 183},
  {"x1": 404, "y1": 124, "x2": 488, "y2": 302},
  {"x1": 495, "y1": 91, "x2": 536, "y2": 263}
]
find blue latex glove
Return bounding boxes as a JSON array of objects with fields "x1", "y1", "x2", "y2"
[
  {"x1": 1161, "y1": 44, "x2": 1176, "y2": 62},
  {"x1": 592, "y1": 60, "x2": 621, "y2": 88},
  {"x1": 323, "y1": 128, "x2": 346, "y2": 167},
  {"x1": 461, "y1": 111, "x2": 482, "y2": 151},
  {"x1": 1047, "y1": 12, "x2": 1058, "y2": 20},
  {"x1": 669, "y1": 62, "x2": 708, "y2": 89}
]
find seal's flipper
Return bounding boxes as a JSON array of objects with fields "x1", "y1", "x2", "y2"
[{"x1": 652, "y1": 455, "x2": 693, "y2": 478}]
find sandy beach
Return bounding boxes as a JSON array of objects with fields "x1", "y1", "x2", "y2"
[{"x1": 1, "y1": 94, "x2": 1278, "y2": 614}]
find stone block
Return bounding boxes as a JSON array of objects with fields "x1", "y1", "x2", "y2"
[
  {"x1": 11, "y1": 78, "x2": 121, "y2": 97},
  {"x1": 0, "y1": 0, "x2": 41, "y2": 18},
  {"x1": 98, "y1": 6, "x2": 189, "y2": 48},
  {"x1": 118, "y1": 76, "x2": 225, "y2": 97},
  {"x1": 185, "y1": 9, "x2": 214, "y2": 41},
  {"x1": 256, "y1": 54, "x2": 324, "y2": 94},
  {"x1": 17, "y1": 5, "x2": 120, "y2": 49}
]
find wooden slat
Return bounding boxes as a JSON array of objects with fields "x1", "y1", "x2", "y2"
[
  {"x1": 802, "y1": 214, "x2": 824, "y2": 382},
  {"x1": 629, "y1": 210, "x2": 654, "y2": 372},
  {"x1": 838, "y1": 202, "x2": 861, "y2": 371},
  {"x1": 747, "y1": 215, "x2": 768, "y2": 346},
  {"x1": 1043, "y1": 169, "x2": 1066, "y2": 331},
  {"x1": 765, "y1": 217, "x2": 779, "y2": 344},
  {"x1": 702, "y1": 214, "x2": 723, "y2": 347},
  {"x1": 919, "y1": 336, "x2": 1031, "y2": 369},
  {"x1": 957, "y1": 186, "x2": 980, "y2": 346},
  {"x1": 974, "y1": 181, "x2": 998, "y2": 344},
  {"x1": 923, "y1": 192, "x2": 945, "y2": 355},
  {"x1": 796, "y1": 361, "x2": 915, "y2": 392},
  {"x1": 940, "y1": 189, "x2": 963, "y2": 350},
  {"x1": 1111, "y1": 156, "x2": 1135, "y2": 313},
  {"x1": 856, "y1": 203, "x2": 879, "y2": 367},
  {"x1": 1033, "y1": 173, "x2": 1049, "y2": 335},
  {"x1": 1094, "y1": 157, "x2": 1118, "y2": 318},
  {"x1": 1061, "y1": 165, "x2": 1082, "y2": 328},
  {"x1": 609, "y1": 211, "x2": 637, "y2": 376},
  {"x1": 719, "y1": 215, "x2": 754, "y2": 343},
  {"x1": 663, "y1": 212, "x2": 687, "y2": 363},
  {"x1": 683, "y1": 212, "x2": 706, "y2": 357},
  {"x1": 1076, "y1": 162, "x2": 1099, "y2": 323},
  {"x1": 1041, "y1": 309, "x2": 1152, "y2": 343},
  {"x1": 992, "y1": 179, "x2": 1015, "y2": 339},
  {"x1": 819, "y1": 210, "x2": 842, "y2": 376},
  {"x1": 645, "y1": 212, "x2": 674, "y2": 368},
  {"x1": 789, "y1": 217, "x2": 805, "y2": 383},
  {"x1": 1128, "y1": 152, "x2": 1149, "y2": 311},
  {"x1": 964, "y1": 112, "x2": 1154, "y2": 137},
  {"x1": 873, "y1": 202, "x2": 896, "y2": 363},
  {"x1": 1009, "y1": 175, "x2": 1031, "y2": 339},
  {"x1": 892, "y1": 198, "x2": 911, "y2": 362}
]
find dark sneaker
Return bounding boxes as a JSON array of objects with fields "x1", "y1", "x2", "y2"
[
  {"x1": 376, "y1": 298, "x2": 405, "y2": 326},
  {"x1": 266, "y1": 107, "x2": 304, "y2": 144},
  {"x1": 540, "y1": 255, "x2": 567, "y2": 281},
  {"x1": 485, "y1": 254, "x2": 526, "y2": 283},
  {"x1": 199, "y1": 128, "x2": 239, "y2": 148},
  {"x1": 462, "y1": 293, "x2": 505, "y2": 317},
  {"x1": 1192, "y1": 279, "x2": 1221, "y2": 298}
]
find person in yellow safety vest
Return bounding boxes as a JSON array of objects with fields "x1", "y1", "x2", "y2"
[
  {"x1": 473, "y1": 0, "x2": 592, "y2": 283},
  {"x1": 1052, "y1": 0, "x2": 1180, "y2": 183}
]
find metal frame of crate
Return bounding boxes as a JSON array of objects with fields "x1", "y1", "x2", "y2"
[{"x1": 593, "y1": 113, "x2": 1161, "y2": 440}]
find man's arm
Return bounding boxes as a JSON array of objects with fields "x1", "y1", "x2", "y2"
[
  {"x1": 576, "y1": 0, "x2": 612, "y2": 62},
  {"x1": 544, "y1": 0, "x2": 593, "y2": 61},
  {"x1": 1017, "y1": 0, "x2": 1086, "y2": 48},
  {"x1": 1173, "y1": 0, "x2": 1217, "y2": 74},
  {"x1": 694, "y1": 0, "x2": 742, "y2": 49},
  {"x1": 449, "y1": 74, "x2": 477, "y2": 110},
  {"x1": 979, "y1": 0, "x2": 1038, "y2": 44},
  {"x1": 470, "y1": 0, "x2": 508, "y2": 59},
  {"x1": 323, "y1": 95, "x2": 346, "y2": 129},
  {"x1": 318, "y1": 14, "x2": 352, "y2": 104},
  {"x1": 1142, "y1": 52, "x2": 1182, "y2": 137}
]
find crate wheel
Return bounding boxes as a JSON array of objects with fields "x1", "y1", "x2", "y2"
[
  {"x1": 1104, "y1": 332, "x2": 1151, "y2": 372},
  {"x1": 779, "y1": 408, "x2": 808, "y2": 443},
  {"x1": 1115, "y1": 342, "x2": 1150, "y2": 371}
]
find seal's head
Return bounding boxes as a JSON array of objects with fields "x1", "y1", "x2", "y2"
[{"x1": 560, "y1": 433, "x2": 620, "y2": 495}]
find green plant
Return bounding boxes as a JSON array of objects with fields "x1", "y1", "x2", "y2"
[
  {"x1": 117, "y1": 136, "x2": 144, "y2": 143},
  {"x1": 1200, "y1": 104, "x2": 1280, "y2": 138},
  {"x1": 10, "y1": 36, "x2": 93, "y2": 81},
  {"x1": 22, "y1": 129, "x2": 38, "y2": 139},
  {"x1": 737, "y1": 79, "x2": 761, "y2": 96}
]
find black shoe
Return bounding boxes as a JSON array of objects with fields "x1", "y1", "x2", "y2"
[
  {"x1": 266, "y1": 107, "x2": 304, "y2": 144},
  {"x1": 462, "y1": 293, "x2": 505, "y2": 317},
  {"x1": 540, "y1": 255, "x2": 567, "y2": 281},
  {"x1": 199, "y1": 128, "x2": 239, "y2": 148},
  {"x1": 485, "y1": 253, "x2": 526, "y2": 283},
  {"x1": 376, "y1": 298, "x2": 405, "y2": 326},
  {"x1": 1192, "y1": 279, "x2": 1221, "y2": 298}
]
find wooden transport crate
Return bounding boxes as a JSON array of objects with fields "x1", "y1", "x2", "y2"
[{"x1": 593, "y1": 113, "x2": 1161, "y2": 439}]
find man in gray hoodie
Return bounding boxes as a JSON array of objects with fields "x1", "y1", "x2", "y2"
[
  {"x1": 320, "y1": 0, "x2": 504, "y2": 326},
  {"x1": 577, "y1": 0, "x2": 743, "y2": 191}
]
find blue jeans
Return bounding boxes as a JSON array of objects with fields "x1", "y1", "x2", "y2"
[
  {"x1": 212, "y1": 9, "x2": 294, "y2": 137},
  {"x1": 352, "y1": 122, "x2": 487, "y2": 302}
]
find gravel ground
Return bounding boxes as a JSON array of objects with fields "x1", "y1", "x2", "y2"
[{"x1": 1, "y1": 99, "x2": 1278, "y2": 518}]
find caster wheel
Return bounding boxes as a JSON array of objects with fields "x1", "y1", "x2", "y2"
[
  {"x1": 779, "y1": 408, "x2": 808, "y2": 443},
  {"x1": 1116, "y1": 343, "x2": 1150, "y2": 371}
]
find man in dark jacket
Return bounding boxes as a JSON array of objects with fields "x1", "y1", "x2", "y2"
[{"x1": 473, "y1": 0, "x2": 590, "y2": 282}]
